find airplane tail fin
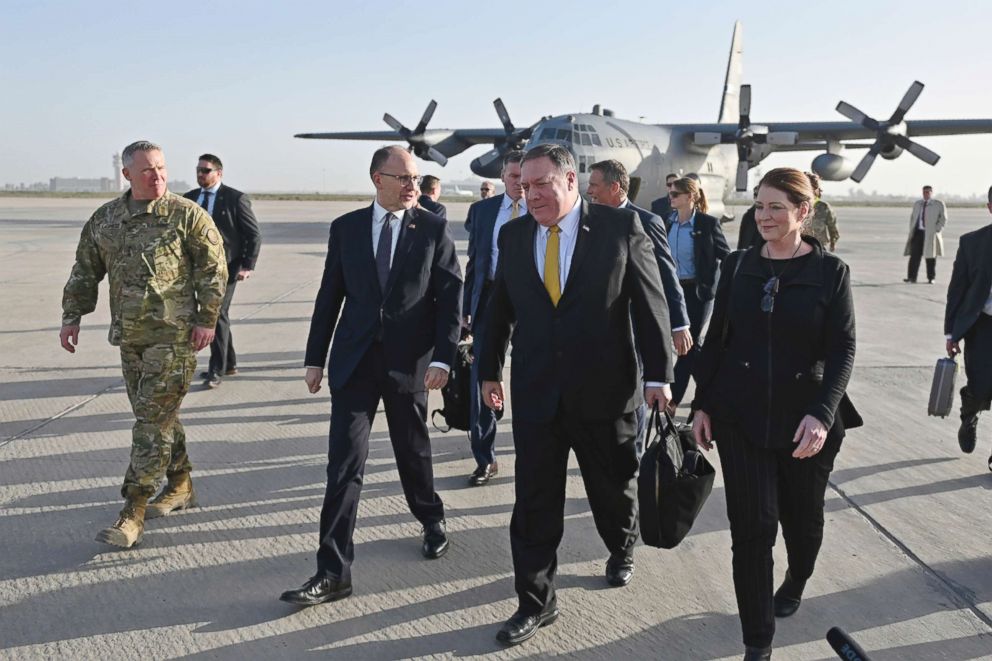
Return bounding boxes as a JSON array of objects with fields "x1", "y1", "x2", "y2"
[{"x1": 718, "y1": 21, "x2": 743, "y2": 123}]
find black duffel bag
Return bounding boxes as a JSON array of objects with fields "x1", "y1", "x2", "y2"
[{"x1": 638, "y1": 406, "x2": 715, "y2": 549}]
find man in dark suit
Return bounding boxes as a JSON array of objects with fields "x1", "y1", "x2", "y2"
[
  {"x1": 479, "y1": 144, "x2": 674, "y2": 646},
  {"x1": 649, "y1": 172, "x2": 678, "y2": 219},
  {"x1": 184, "y1": 154, "x2": 261, "y2": 388},
  {"x1": 461, "y1": 150, "x2": 525, "y2": 485},
  {"x1": 945, "y1": 185, "x2": 992, "y2": 470},
  {"x1": 280, "y1": 146, "x2": 463, "y2": 607},
  {"x1": 586, "y1": 160, "x2": 691, "y2": 454},
  {"x1": 417, "y1": 174, "x2": 447, "y2": 218}
]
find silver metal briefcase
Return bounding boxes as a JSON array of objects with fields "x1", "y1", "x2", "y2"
[{"x1": 927, "y1": 357, "x2": 958, "y2": 418}]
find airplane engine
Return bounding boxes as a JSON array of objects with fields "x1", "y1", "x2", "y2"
[
  {"x1": 810, "y1": 153, "x2": 854, "y2": 181},
  {"x1": 879, "y1": 143, "x2": 904, "y2": 160}
]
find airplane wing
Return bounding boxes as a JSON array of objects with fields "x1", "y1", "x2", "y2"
[
  {"x1": 295, "y1": 128, "x2": 509, "y2": 163},
  {"x1": 673, "y1": 119, "x2": 992, "y2": 144}
]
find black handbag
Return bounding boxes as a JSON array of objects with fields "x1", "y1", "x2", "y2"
[{"x1": 638, "y1": 406, "x2": 716, "y2": 549}]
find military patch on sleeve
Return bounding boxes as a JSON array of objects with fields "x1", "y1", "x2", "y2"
[{"x1": 205, "y1": 227, "x2": 221, "y2": 245}]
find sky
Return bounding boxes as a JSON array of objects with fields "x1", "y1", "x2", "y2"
[{"x1": 2, "y1": 0, "x2": 992, "y2": 197}]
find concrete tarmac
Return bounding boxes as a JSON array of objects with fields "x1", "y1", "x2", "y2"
[{"x1": 0, "y1": 196, "x2": 990, "y2": 660}]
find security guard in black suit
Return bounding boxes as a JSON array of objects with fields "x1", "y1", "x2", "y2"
[{"x1": 184, "y1": 154, "x2": 261, "y2": 387}]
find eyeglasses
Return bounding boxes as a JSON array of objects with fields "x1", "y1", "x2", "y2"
[
  {"x1": 196, "y1": 167, "x2": 216, "y2": 174},
  {"x1": 669, "y1": 191, "x2": 685, "y2": 198},
  {"x1": 761, "y1": 277, "x2": 780, "y2": 313},
  {"x1": 378, "y1": 172, "x2": 422, "y2": 187}
]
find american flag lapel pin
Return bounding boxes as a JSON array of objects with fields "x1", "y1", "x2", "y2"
[
  {"x1": 582, "y1": 225, "x2": 590, "y2": 232},
  {"x1": 408, "y1": 223, "x2": 416, "y2": 229}
]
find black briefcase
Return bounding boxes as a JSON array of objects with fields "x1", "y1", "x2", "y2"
[
  {"x1": 927, "y1": 356, "x2": 958, "y2": 418},
  {"x1": 638, "y1": 407, "x2": 716, "y2": 549}
]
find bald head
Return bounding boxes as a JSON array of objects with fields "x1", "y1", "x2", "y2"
[{"x1": 370, "y1": 146, "x2": 421, "y2": 211}]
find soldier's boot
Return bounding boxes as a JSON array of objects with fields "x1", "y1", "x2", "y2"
[
  {"x1": 95, "y1": 496, "x2": 147, "y2": 549},
  {"x1": 958, "y1": 389, "x2": 983, "y2": 454},
  {"x1": 146, "y1": 473, "x2": 197, "y2": 519}
]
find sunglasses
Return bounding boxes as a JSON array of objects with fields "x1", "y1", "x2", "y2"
[
  {"x1": 761, "y1": 276, "x2": 780, "y2": 313},
  {"x1": 669, "y1": 191, "x2": 685, "y2": 198},
  {"x1": 196, "y1": 167, "x2": 216, "y2": 174}
]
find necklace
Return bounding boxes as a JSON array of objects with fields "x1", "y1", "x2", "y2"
[{"x1": 760, "y1": 240, "x2": 803, "y2": 313}]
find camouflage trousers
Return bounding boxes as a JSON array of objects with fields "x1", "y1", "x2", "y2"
[{"x1": 119, "y1": 342, "x2": 197, "y2": 499}]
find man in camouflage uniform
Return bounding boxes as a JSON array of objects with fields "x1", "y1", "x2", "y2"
[{"x1": 60, "y1": 140, "x2": 228, "y2": 548}]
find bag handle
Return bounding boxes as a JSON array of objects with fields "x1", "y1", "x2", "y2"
[
  {"x1": 647, "y1": 403, "x2": 682, "y2": 460},
  {"x1": 721, "y1": 248, "x2": 747, "y2": 348}
]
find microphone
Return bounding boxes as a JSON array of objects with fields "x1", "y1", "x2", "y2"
[{"x1": 826, "y1": 627, "x2": 871, "y2": 661}]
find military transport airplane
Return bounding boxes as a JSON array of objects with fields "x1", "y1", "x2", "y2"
[{"x1": 295, "y1": 21, "x2": 992, "y2": 219}]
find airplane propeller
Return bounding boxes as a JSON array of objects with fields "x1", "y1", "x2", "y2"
[
  {"x1": 835, "y1": 81, "x2": 940, "y2": 182},
  {"x1": 382, "y1": 100, "x2": 448, "y2": 165},
  {"x1": 493, "y1": 98, "x2": 535, "y2": 151}
]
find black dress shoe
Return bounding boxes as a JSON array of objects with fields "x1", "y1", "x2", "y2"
[
  {"x1": 773, "y1": 570, "x2": 805, "y2": 617},
  {"x1": 279, "y1": 575, "x2": 352, "y2": 606},
  {"x1": 903, "y1": 278, "x2": 916, "y2": 283},
  {"x1": 224, "y1": 367, "x2": 239, "y2": 376},
  {"x1": 605, "y1": 552, "x2": 634, "y2": 587},
  {"x1": 469, "y1": 461, "x2": 498, "y2": 486},
  {"x1": 496, "y1": 606, "x2": 559, "y2": 646},
  {"x1": 958, "y1": 415, "x2": 979, "y2": 453},
  {"x1": 743, "y1": 645, "x2": 772, "y2": 660},
  {"x1": 422, "y1": 520, "x2": 448, "y2": 559}
]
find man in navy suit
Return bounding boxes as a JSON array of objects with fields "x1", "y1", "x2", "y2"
[
  {"x1": 587, "y1": 160, "x2": 691, "y2": 451},
  {"x1": 461, "y1": 150, "x2": 525, "y2": 485},
  {"x1": 418, "y1": 174, "x2": 447, "y2": 218},
  {"x1": 945, "y1": 185, "x2": 992, "y2": 470},
  {"x1": 280, "y1": 146, "x2": 463, "y2": 606},
  {"x1": 183, "y1": 154, "x2": 261, "y2": 388}
]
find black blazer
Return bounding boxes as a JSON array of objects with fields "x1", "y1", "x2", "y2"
[
  {"x1": 463, "y1": 193, "x2": 507, "y2": 319},
  {"x1": 478, "y1": 201, "x2": 674, "y2": 423},
  {"x1": 418, "y1": 195, "x2": 447, "y2": 219},
  {"x1": 667, "y1": 211, "x2": 731, "y2": 301},
  {"x1": 945, "y1": 223, "x2": 992, "y2": 341},
  {"x1": 184, "y1": 184, "x2": 261, "y2": 275},
  {"x1": 304, "y1": 205, "x2": 463, "y2": 393},
  {"x1": 692, "y1": 237, "x2": 859, "y2": 448},
  {"x1": 627, "y1": 201, "x2": 690, "y2": 329}
]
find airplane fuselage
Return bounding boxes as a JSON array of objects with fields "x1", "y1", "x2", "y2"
[{"x1": 483, "y1": 112, "x2": 737, "y2": 218}]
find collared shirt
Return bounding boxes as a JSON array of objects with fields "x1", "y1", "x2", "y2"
[
  {"x1": 371, "y1": 199, "x2": 403, "y2": 266},
  {"x1": 196, "y1": 182, "x2": 222, "y2": 216},
  {"x1": 489, "y1": 194, "x2": 526, "y2": 279},
  {"x1": 668, "y1": 210, "x2": 697, "y2": 280},
  {"x1": 916, "y1": 199, "x2": 929, "y2": 230},
  {"x1": 534, "y1": 196, "x2": 581, "y2": 290}
]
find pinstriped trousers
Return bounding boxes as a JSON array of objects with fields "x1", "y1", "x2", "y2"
[{"x1": 713, "y1": 418, "x2": 842, "y2": 649}]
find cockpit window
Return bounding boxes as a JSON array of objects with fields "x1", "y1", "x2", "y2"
[
  {"x1": 540, "y1": 128, "x2": 556, "y2": 141},
  {"x1": 580, "y1": 134, "x2": 592, "y2": 146},
  {"x1": 590, "y1": 134, "x2": 602, "y2": 146},
  {"x1": 555, "y1": 129, "x2": 572, "y2": 142}
]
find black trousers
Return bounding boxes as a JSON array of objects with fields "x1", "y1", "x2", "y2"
[
  {"x1": 962, "y1": 312, "x2": 992, "y2": 407},
  {"x1": 907, "y1": 229, "x2": 936, "y2": 282},
  {"x1": 713, "y1": 419, "x2": 841, "y2": 649},
  {"x1": 510, "y1": 408, "x2": 639, "y2": 614},
  {"x1": 672, "y1": 281, "x2": 714, "y2": 404},
  {"x1": 469, "y1": 281, "x2": 499, "y2": 467},
  {"x1": 209, "y1": 277, "x2": 238, "y2": 375},
  {"x1": 316, "y1": 343, "x2": 445, "y2": 581}
]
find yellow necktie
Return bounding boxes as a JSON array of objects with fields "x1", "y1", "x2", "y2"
[
  {"x1": 544, "y1": 225, "x2": 561, "y2": 306},
  {"x1": 510, "y1": 199, "x2": 520, "y2": 219}
]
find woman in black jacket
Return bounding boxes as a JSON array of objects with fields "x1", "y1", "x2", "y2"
[
  {"x1": 667, "y1": 176, "x2": 731, "y2": 412},
  {"x1": 692, "y1": 168, "x2": 860, "y2": 661}
]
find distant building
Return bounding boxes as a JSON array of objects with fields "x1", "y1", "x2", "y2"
[
  {"x1": 112, "y1": 153, "x2": 123, "y2": 191},
  {"x1": 49, "y1": 177, "x2": 118, "y2": 193}
]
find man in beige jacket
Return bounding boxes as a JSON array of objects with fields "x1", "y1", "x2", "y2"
[{"x1": 904, "y1": 185, "x2": 947, "y2": 284}]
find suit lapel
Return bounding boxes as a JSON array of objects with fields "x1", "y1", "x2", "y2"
[
  {"x1": 384, "y1": 207, "x2": 416, "y2": 296},
  {"x1": 524, "y1": 218, "x2": 549, "y2": 300},
  {"x1": 559, "y1": 201, "x2": 591, "y2": 303},
  {"x1": 361, "y1": 205, "x2": 381, "y2": 296}
]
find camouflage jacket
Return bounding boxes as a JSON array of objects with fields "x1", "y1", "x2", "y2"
[
  {"x1": 62, "y1": 191, "x2": 228, "y2": 346},
  {"x1": 803, "y1": 199, "x2": 839, "y2": 247}
]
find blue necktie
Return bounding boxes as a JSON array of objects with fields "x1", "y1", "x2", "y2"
[
  {"x1": 376, "y1": 213, "x2": 395, "y2": 291},
  {"x1": 200, "y1": 190, "x2": 212, "y2": 213}
]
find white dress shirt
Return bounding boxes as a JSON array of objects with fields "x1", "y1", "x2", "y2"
[
  {"x1": 534, "y1": 196, "x2": 581, "y2": 289},
  {"x1": 489, "y1": 194, "x2": 526, "y2": 279},
  {"x1": 196, "y1": 182, "x2": 221, "y2": 216}
]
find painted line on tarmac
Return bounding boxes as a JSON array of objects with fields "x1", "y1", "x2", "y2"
[
  {"x1": 0, "y1": 276, "x2": 320, "y2": 452},
  {"x1": 827, "y1": 478, "x2": 992, "y2": 629}
]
